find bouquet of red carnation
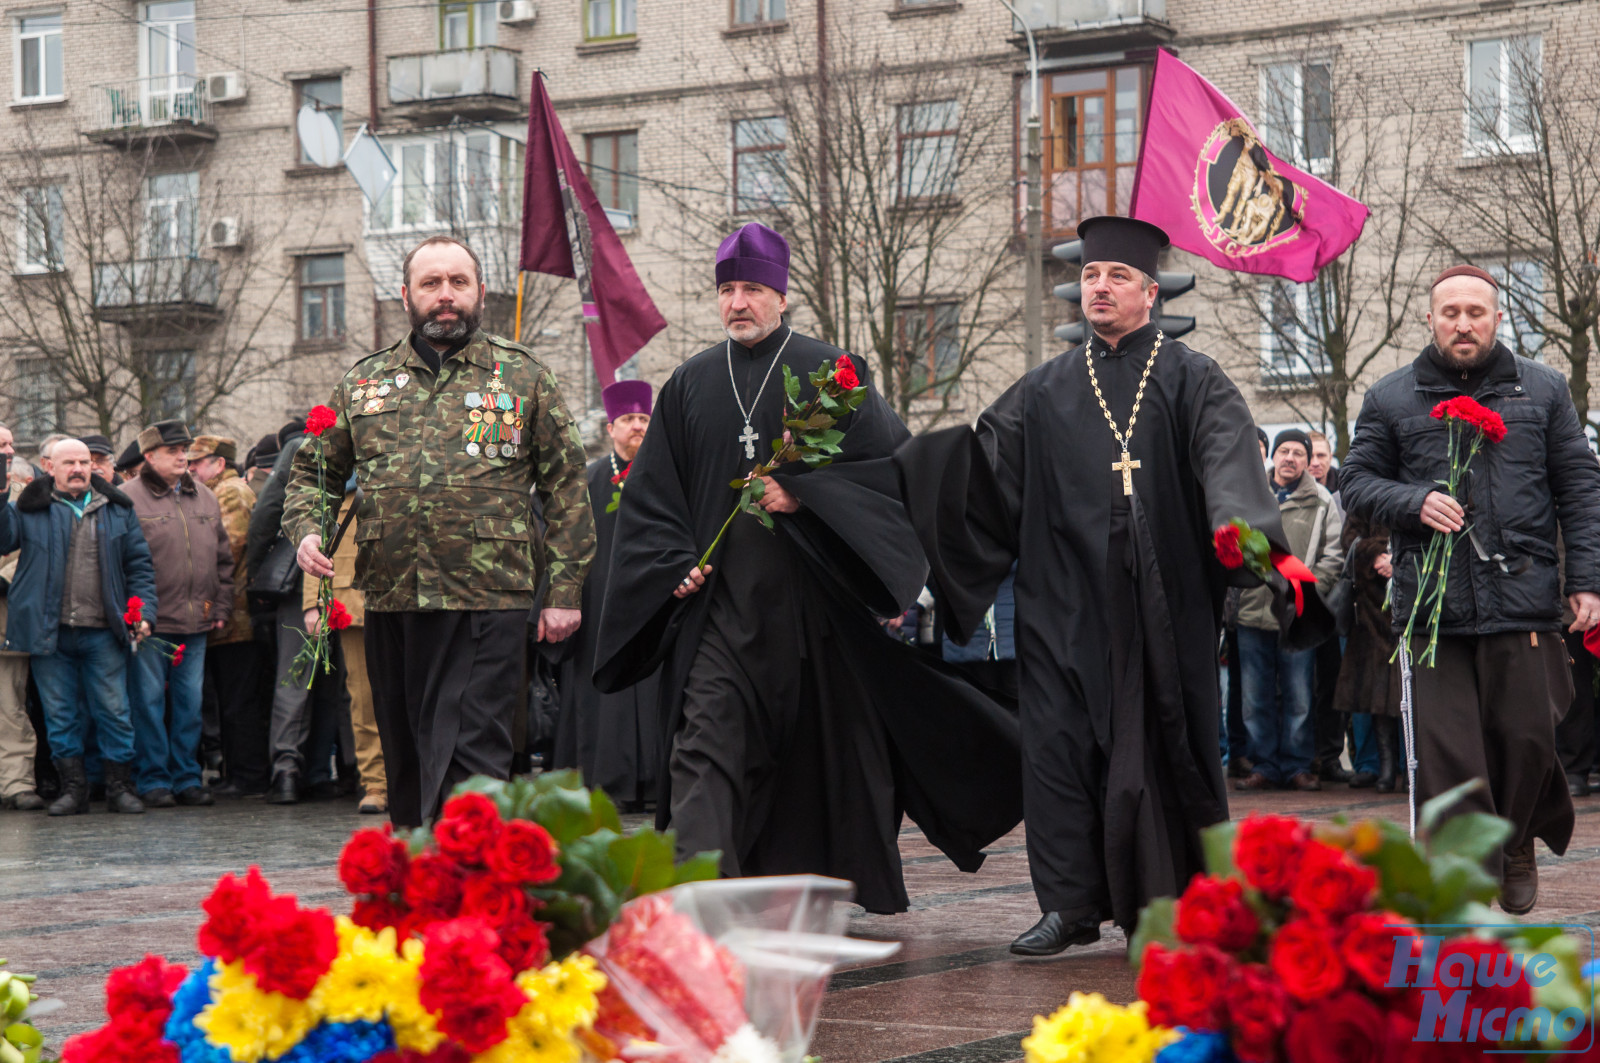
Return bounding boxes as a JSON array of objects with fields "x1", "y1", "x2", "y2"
[
  {"x1": 698, "y1": 355, "x2": 868, "y2": 569},
  {"x1": 1129, "y1": 782, "x2": 1592, "y2": 1062},
  {"x1": 288, "y1": 404, "x2": 344, "y2": 687},
  {"x1": 121, "y1": 597, "x2": 186, "y2": 664},
  {"x1": 1396, "y1": 396, "x2": 1508, "y2": 667}
]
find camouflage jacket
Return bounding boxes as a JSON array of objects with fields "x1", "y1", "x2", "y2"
[
  {"x1": 282, "y1": 330, "x2": 594, "y2": 613},
  {"x1": 205, "y1": 468, "x2": 256, "y2": 645}
]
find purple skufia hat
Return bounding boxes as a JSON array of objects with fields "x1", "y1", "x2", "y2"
[
  {"x1": 602, "y1": 380, "x2": 653, "y2": 421},
  {"x1": 715, "y1": 222, "x2": 789, "y2": 294}
]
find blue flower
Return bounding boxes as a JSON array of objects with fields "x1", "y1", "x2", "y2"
[
  {"x1": 1157, "y1": 1029, "x2": 1237, "y2": 1063},
  {"x1": 163, "y1": 961, "x2": 233, "y2": 1063},
  {"x1": 278, "y1": 1020, "x2": 395, "y2": 1063}
]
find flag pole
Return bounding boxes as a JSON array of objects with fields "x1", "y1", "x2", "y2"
[{"x1": 514, "y1": 271, "x2": 525, "y2": 343}]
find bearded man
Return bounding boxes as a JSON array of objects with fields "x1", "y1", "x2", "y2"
[
  {"x1": 1342, "y1": 264, "x2": 1600, "y2": 915},
  {"x1": 284, "y1": 235, "x2": 594, "y2": 828},
  {"x1": 550, "y1": 380, "x2": 661, "y2": 810}
]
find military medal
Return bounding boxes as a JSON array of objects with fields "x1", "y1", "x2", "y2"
[
  {"x1": 364, "y1": 398, "x2": 383, "y2": 414},
  {"x1": 466, "y1": 442, "x2": 481, "y2": 456},
  {"x1": 486, "y1": 443, "x2": 500, "y2": 458},
  {"x1": 378, "y1": 383, "x2": 392, "y2": 397},
  {"x1": 503, "y1": 444, "x2": 516, "y2": 458},
  {"x1": 395, "y1": 373, "x2": 410, "y2": 389},
  {"x1": 465, "y1": 392, "x2": 482, "y2": 407},
  {"x1": 488, "y1": 362, "x2": 506, "y2": 393},
  {"x1": 469, "y1": 409, "x2": 483, "y2": 423}
]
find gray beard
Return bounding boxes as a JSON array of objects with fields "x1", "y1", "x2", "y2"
[{"x1": 414, "y1": 307, "x2": 481, "y2": 344}]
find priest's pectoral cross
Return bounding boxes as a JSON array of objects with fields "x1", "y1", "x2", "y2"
[
  {"x1": 739, "y1": 423, "x2": 759, "y2": 460},
  {"x1": 1112, "y1": 450, "x2": 1141, "y2": 495}
]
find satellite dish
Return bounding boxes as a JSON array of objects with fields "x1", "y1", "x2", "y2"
[{"x1": 297, "y1": 105, "x2": 342, "y2": 168}]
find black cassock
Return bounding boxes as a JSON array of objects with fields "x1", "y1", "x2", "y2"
[
  {"x1": 548, "y1": 455, "x2": 662, "y2": 805},
  {"x1": 896, "y1": 321, "x2": 1296, "y2": 932},
  {"x1": 594, "y1": 327, "x2": 1022, "y2": 915}
]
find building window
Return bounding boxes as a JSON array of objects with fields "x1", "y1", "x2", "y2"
[
  {"x1": 15, "y1": 13, "x2": 62, "y2": 102},
  {"x1": 1259, "y1": 280, "x2": 1331, "y2": 383},
  {"x1": 1259, "y1": 60, "x2": 1331, "y2": 174},
  {"x1": 1487, "y1": 260, "x2": 1544, "y2": 357},
  {"x1": 1467, "y1": 35, "x2": 1539, "y2": 154},
  {"x1": 295, "y1": 77, "x2": 342, "y2": 166},
  {"x1": 583, "y1": 0, "x2": 636, "y2": 40},
  {"x1": 12, "y1": 356, "x2": 60, "y2": 444},
  {"x1": 298, "y1": 254, "x2": 345, "y2": 343},
  {"x1": 732, "y1": 116, "x2": 787, "y2": 213},
  {"x1": 1038, "y1": 65, "x2": 1141, "y2": 235},
  {"x1": 18, "y1": 185, "x2": 64, "y2": 273},
  {"x1": 369, "y1": 131, "x2": 522, "y2": 232},
  {"x1": 897, "y1": 302, "x2": 961, "y2": 396},
  {"x1": 732, "y1": 0, "x2": 784, "y2": 25},
  {"x1": 146, "y1": 349, "x2": 195, "y2": 423},
  {"x1": 440, "y1": 0, "x2": 495, "y2": 49},
  {"x1": 585, "y1": 131, "x2": 638, "y2": 229},
  {"x1": 898, "y1": 100, "x2": 959, "y2": 202},
  {"x1": 144, "y1": 172, "x2": 198, "y2": 257},
  {"x1": 140, "y1": 0, "x2": 196, "y2": 122}
]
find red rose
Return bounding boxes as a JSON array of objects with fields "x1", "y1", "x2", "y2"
[
  {"x1": 1270, "y1": 917, "x2": 1347, "y2": 1002},
  {"x1": 403, "y1": 852, "x2": 465, "y2": 918},
  {"x1": 1226, "y1": 963, "x2": 1294, "y2": 1063},
  {"x1": 339, "y1": 826, "x2": 410, "y2": 896},
  {"x1": 495, "y1": 911, "x2": 552, "y2": 974},
  {"x1": 1214, "y1": 524, "x2": 1245, "y2": 569},
  {"x1": 433, "y1": 793, "x2": 503, "y2": 865},
  {"x1": 1291, "y1": 840, "x2": 1378, "y2": 921},
  {"x1": 198, "y1": 866, "x2": 273, "y2": 962},
  {"x1": 486, "y1": 819, "x2": 561, "y2": 886},
  {"x1": 1408, "y1": 937, "x2": 1533, "y2": 1046},
  {"x1": 243, "y1": 895, "x2": 338, "y2": 999},
  {"x1": 305, "y1": 404, "x2": 339, "y2": 437},
  {"x1": 1137, "y1": 942, "x2": 1232, "y2": 1030},
  {"x1": 326, "y1": 599, "x2": 354, "y2": 631},
  {"x1": 1285, "y1": 991, "x2": 1387, "y2": 1063},
  {"x1": 105, "y1": 954, "x2": 187, "y2": 1021},
  {"x1": 351, "y1": 895, "x2": 408, "y2": 934},
  {"x1": 1176, "y1": 873, "x2": 1260, "y2": 953},
  {"x1": 1341, "y1": 912, "x2": 1420, "y2": 995},
  {"x1": 1235, "y1": 814, "x2": 1309, "y2": 899},
  {"x1": 833, "y1": 355, "x2": 860, "y2": 391}
]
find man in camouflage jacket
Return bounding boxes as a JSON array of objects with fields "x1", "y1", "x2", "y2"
[{"x1": 284, "y1": 236, "x2": 594, "y2": 826}]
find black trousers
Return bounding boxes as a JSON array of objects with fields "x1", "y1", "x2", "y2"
[
  {"x1": 1312, "y1": 637, "x2": 1346, "y2": 770},
  {"x1": 366, "y1": 610, "x2": 527, "y2": 828},
  {"x1": 206, "y1": 640, "x2": 272, "y2": 792},
  {"x1": 1555, "y1": 630, "x2": 1596, "y2": 780}
]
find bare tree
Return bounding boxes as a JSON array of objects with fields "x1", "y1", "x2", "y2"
[
  {"x1": 654, "y1": 12, "x2": 1022, "y2": 427},
  {"x1": 1216, "y1": 41, "x2": 1430, "y2": 457},
  {"x1": 1419, "y1": 30, "x2": 1600, "y2": 421}
]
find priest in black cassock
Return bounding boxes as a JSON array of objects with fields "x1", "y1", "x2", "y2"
[
  {"x1": 593, "y1": 223, "x2": 1022, "y2": 915},
  {"x1": 549, "y1": 379, "x2": 661, "y2": 811},
  {"x1": 897, "y1": 217, "x2": 1301, "y2": 955}
]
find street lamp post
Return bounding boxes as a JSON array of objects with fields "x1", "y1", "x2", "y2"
[{"x1": 998, "y1": 0, "x2": 1043, "y2": 372}]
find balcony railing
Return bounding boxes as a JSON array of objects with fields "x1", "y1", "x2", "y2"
[
  {"x1": 89, "y1": 77, "x2": 212, "y2": 136},
  {"x1": 93, "y1": 257, "x2": 221, "y2": 319},
  {"x1": 1012, "y1": 0, "x2": 1166, "y2": 31},
  {"x1": 388, "y1": 47, "x2": 519, "y2": 106}
]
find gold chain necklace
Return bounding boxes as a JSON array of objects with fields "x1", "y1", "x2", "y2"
[{"x1": 1083, "y1": 330, "x2": 1163, "y2": 495}]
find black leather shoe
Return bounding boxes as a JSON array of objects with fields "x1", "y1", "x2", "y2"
[
  {"x1": 1501, "y1": 843, "x2": 1538, "y2": 915},
  {"x1": 1348, "y1": 771, "x2": 1378, "y2": 789},
  {"x1": 1318, "y1": 762, "x2": 1352, "y2": 783},
  {"x1": 138, "y1": 787, "x2": 177, "y2": 808},
  {"x1": 267, "y1": 770, "x2": 300, "y2": 805},
  {"x1": 306, "y1": 779, "x2": 343, "y2": 801},
  {"x1": 1009, "y1": 912, "x2": 1101, "y2": 956},
  {"x1": 176, "y1": 786, "x2": 214, "y2": 806},
  {"x1": 1568, "y1": 774, "x2": 1590, "y2": 798},
  {"x1": 2, "y1": 790, "x2": 46, "y2": 811}
]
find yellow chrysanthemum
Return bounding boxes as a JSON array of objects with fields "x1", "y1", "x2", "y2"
[
  {"x1": 513, "y1": 955, "x2": 606, "y2": 1035},
  {"x1": 195, "y1": 962, "x2": 319, "y2": 1063},
  {"x1": 1021, "y1": 992, "x2": 1177, "y2": 1063},
  {"x1": 473, "y1": 1008, "x2": 583, "y2": 1063},
  {"x1": 312, "y1": 919, "x2": 411, "y2": 1024},
  {"x1": 387, "y1": 936, "x2": 446, "y2": 1054}
]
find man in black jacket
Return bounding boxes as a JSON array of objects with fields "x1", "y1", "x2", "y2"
[{"x1": 1342, "y1": 264, "x2": 1600, "y2": 915}]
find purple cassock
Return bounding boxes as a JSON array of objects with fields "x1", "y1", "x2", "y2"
[
  {"x1": 715, "y1": 223, "x2": 789, "y2": 293},
  {"x1": 602, "y1": 380, "x2": 653, "y2": 422}
]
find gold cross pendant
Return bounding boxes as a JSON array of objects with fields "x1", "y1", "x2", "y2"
[{"x1": 1112, "y1": 449, "x2": 1141, "y2": 495}]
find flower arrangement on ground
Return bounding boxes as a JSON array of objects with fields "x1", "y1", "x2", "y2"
[{"x1": 0, "y1": 958, "x2": 45, "y2": 1063}]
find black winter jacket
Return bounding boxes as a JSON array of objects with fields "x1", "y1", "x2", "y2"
[{"x1": 1341, "y1": 342, "x2": 1600, "y2": 636}]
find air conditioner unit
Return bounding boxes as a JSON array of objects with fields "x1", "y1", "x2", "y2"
[
  {"x1": 208, "y1": 217, "x2": 242, "y2": 249},
  {"x1": 497, "y1": 0, "x2": 537, "y2": 23},
  {"x1": 204, "y1": 72, "x2": 247, "y2": 103}
]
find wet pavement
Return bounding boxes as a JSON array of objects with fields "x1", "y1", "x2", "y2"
[{"x1": 5, "y1": 785, "x2": 1600, "y2": 1061}]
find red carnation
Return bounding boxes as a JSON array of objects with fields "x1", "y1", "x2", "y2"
[
  {"x1": 1176, "y1": 873, "x2": 1259, "y2": 953},
  {"x1": 403, "y1": 852, "x2": 465, "y2": 918},
  {"x1": 305, "y1": 404, "x2": 339, "y2": 437},
  {"x1": 62, "y1": 1011, "x2": 178, "y2": 1063},
  {"x1": 1342, "y1": 911, "x2": 1420, "y2": 995},
  {"x1": 1430, "y1": 395, "x2": 1507, "y2": 444},
  {"x1": 611, "y1": 461, "x2": 632, "y2": 486},
  {"x1": 486, "y1": 819, "x2": 561, "y2": 886},
  {"x1": 243, "y1": 895, "x2": 338, "y2": 999},
  {"x1": 1235, "y1": 814, "x2": 1309, "y2": 899},
  {"x1": 1269, "y1": 916, "x2": 1347, "y2": 1002},
  {"x1": 419, "y1": 917, "x2": 509, "y2": 1004},
  {"x1": 1213, "y1": 524, "x2": 1245, "y2": 569},
  {"x1": 326, "y1": 599, "x2": 354, "y2": 631},
  {"x1": 833, "y1": 355, "x2": 860, "y2": 391},
  {"x1": 351, "y1": 895, "x2": 408, "y2": 934},
  {"x1": 338, "y1": 825, "x2": 410, "y2": 896},
  {"x1": 122, "y1": 596, "x2": 144, "y2": 626},
  {"x1": 198, "y1": 866, "x2": 273, "y2": 962},
  {"x1": 460, "y1": 877, "x2": 530, "y2": 931},
  {"x1": 1225, "y1": 963, "x2": 1294, "y2": 1063},
  {"x1": 1291, "y1": 840, "x2": 1379, "y2": 922},
  {"x1": 1137, "y1": 942, "x2": 1233, "y2": 1030},
  {"x1": 170, "y1": 643, "x2": 185, "y2": 666},
  {"x1": 1285, "y1": 991, "x2": 1388, "y2": 1063},
  {"x1": 105, "y1": 954, "x2": 188, "y2": 1021},
  {"x1": 433, "y1": 792, "x2": 503, "y2": 865},
  {"x1": 495, "y1": 911, "x2": 552, "y2": 974}
]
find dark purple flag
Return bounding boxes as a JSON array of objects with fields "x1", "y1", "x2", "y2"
[{"x1": 520, "y1": 76, "x2": 666, "y2": 386}]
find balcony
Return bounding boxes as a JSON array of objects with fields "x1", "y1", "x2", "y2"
[
  {"x1": 387, "y1": 47, "x2": 521, "y2": 122},
  {"x1": 1011, "y1": 0, "x2": 1172, "y2": 51},
  {"x1": 92, "y1": 258, "x2": 221, "y2": 326},
  {"x1": 85, "y1": 77, "x2": 217, "y2": 149}
]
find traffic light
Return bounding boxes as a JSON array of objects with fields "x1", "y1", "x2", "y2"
[{"x1": 1050, "y1": 238, "x2": 1196, "y2": 345}]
